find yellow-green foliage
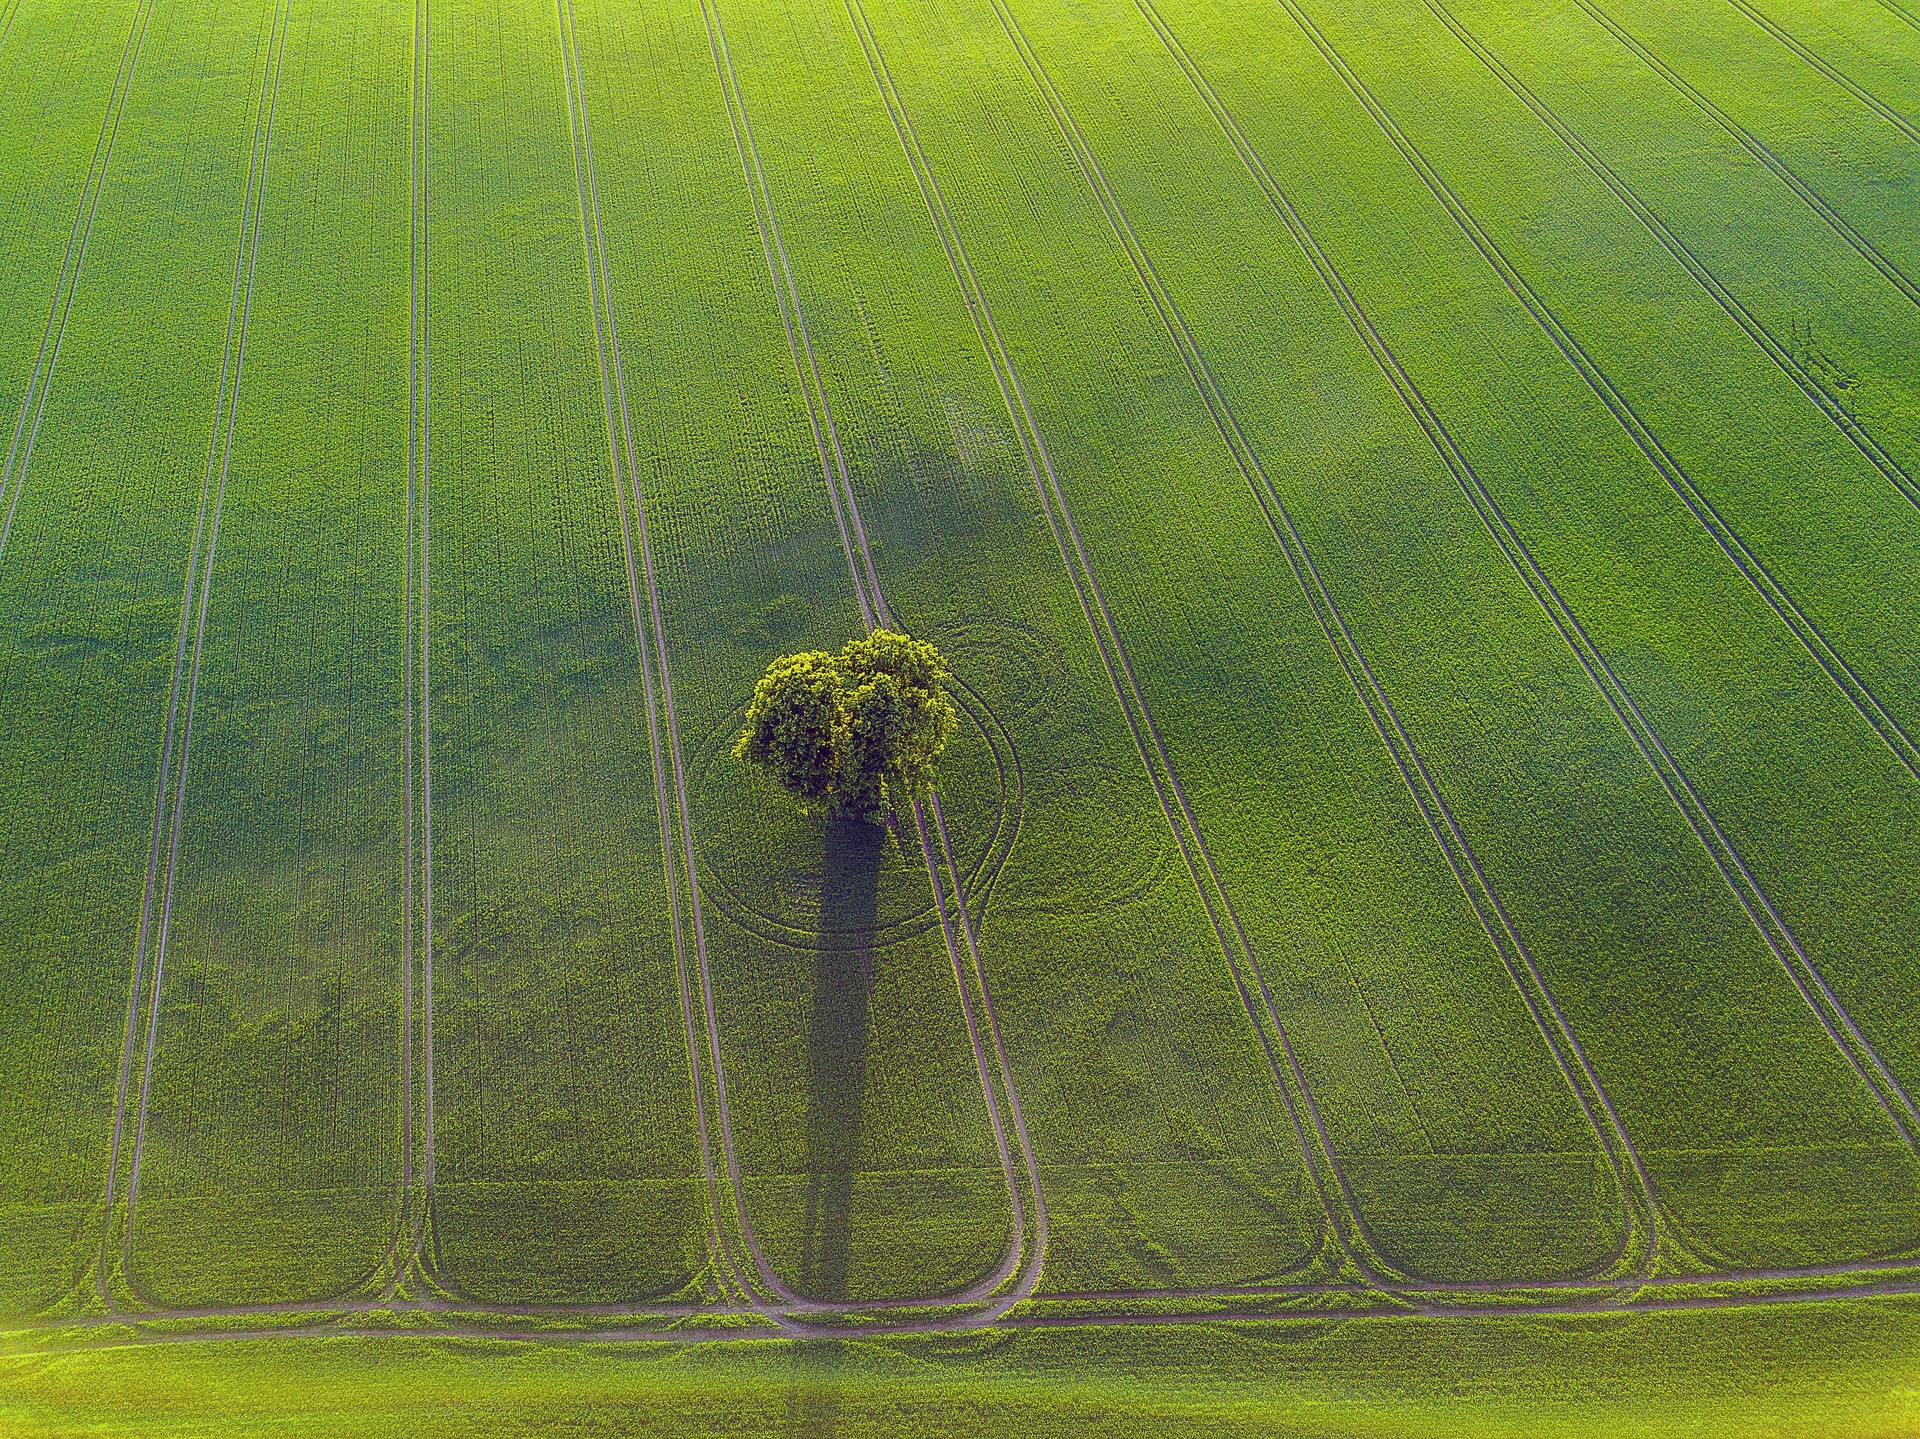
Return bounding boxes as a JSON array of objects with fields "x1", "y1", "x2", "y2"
[{"x1": 733, "y1": 630, "x2": 958, "y2": 817}]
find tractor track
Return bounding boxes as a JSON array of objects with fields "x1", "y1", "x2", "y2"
[
  {"x1": 703, "y1": 0, "x2": 1045, "y2": 1323},
  {"x1": 1261, "y1": 0, "x2": 1920, "y2": 1156},
  {"x1": 843, "y1": 0, "x2": 1355, "y2": 1289},
  {"x1": 1875, "y1": 0, "x2": 1920, "y2": 34},
  {"x1": 1569, "y1": 0, "x2": 1920, "y2": 310},
  {"x1": 1431, "y1": 0, "x2": 1920, "y2": 538},
  {"x1": 1728, "y1": 0, "x2": 1920, "y2": 145},
  {"x1": 1141, "y1": 0, "x2": 1920, "y2": 1289},
  {"x1": 0, "y1": 0, "x2": 157, "y2": 565},
  {"x1": 28, "y1": 0, "x2": 1914, "y2": 1346},
  {"x1": 1307, "y1": 0, "x2": 1920, "y2": 795},
  {"x1": 11, "y1": 1258, "x2": 1920, "y2": 1348},
  {"x1": 693, "y1": 676, "x2": 1020, "y2": 955},
  {"x1": 991, "y1": 0, "x2": 1661, "y2": 1290},
  {"x1": 554, "y1": 0, "x2": 754, "y2": 1312},
  {"x1": 388, "y1": 0, "x2": 435, "y2": 1302},
  {"x1": 95, "y1": 0, "x2": 292, "y2": 1310}
]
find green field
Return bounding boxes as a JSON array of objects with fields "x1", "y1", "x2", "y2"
[{"x1": 0, "y1": 0, "x2": 1915, "y2": 1425}]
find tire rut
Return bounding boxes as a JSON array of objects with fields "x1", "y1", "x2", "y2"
[
  {"x1": 389, "y1": 0, "x2": 436, "y2": 1301},
  {"x1": 1266, "y1": 0, "x2": 1920, "y2": 1154},
  {"x1": 705, "y1": 0, "x2": 1045, "y2": 1321},
  {"x1": 0, "y1": 0, "x2": 158, "y2": 564},
  {"x1": 1728, "y1": 0, "x2": 1920, "y2": 145},
  {"x1": 843, "y1": 0, "x2": 1352, "y2": 1291},
  {"x1": 1569, "y1": 0, "x2": 1920, "y2": 310},
  {"x1": 97, "y1": 0, "x2": 294, "y2": 1311},
  {"x1": 1428, "y1": 0, "x2": 1920, "y2": 777},
  {"x1": 553, "y1": 0, "x2": 753, "y2": 1312},
  {"x1": 993, "y1": 0, "x2": 1661, "y2": 1290}
]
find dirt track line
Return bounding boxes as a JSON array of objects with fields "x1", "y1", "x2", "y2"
[
  {"x1": 996, "y1": 0, "x2": 1656, "y2": 1290},
  {"x1": 1876, "y1": 0, "x2": 1920, "y2": 33},
  {"x1": 1570, "y1": 0, "x2": 1920, "y2": 311},
  {"x1": 1135, "y1": 4, "x2": 1728, "y2": 1284},
  {"x1": 1110, "y1": 0, "x2": 1664, "y2": 1283},
  {"x1": 1268, "y1": 0, "x2": 1920, "y2": 1154},
  {"x1": 17, "y1": 1244, "x2": 1920, "y2": 1340},
  {"x1": 0, "y1": 0, "x2": 157, "y2": 564},
  {"x1": 1319, "y1": 0, "x2": 1920, "y2": 795},
  {"x1": 842, "y1": 0, "x2": 1358, "y2": 1290},
  {"x1": 702, "y1": 3, "x2": 874, "y2": 633},
  {"x1": 1428, "y1": 0, "x2": 1920, "y2": 736},
  {"x1": 20, "y1": 1264, "x2": 1920, "y2": 1350},
  {"x1": 1729, "y1": 0, "x2": 1920, "y2": 144},
  {"x1": 97, "y1": 0, "x2": 292, "y2": 1310},
  {"x1": 927, "y1": 791, "x2": 1047, "y2": 1310},
  {"x1": 701, "y1": 0, "x2": 1042, "y2": 1321},
  {"x1": 388, "y1": 0, "x2": 436, "y2": 1302},
  {"x1": 0, "y1": 0, "x2": 21, "y2": 58},
  {"x1": 553, "y1": 0, "x2": 756, "y2": 1310},
  {"x1": 1446, "y1": 0, "x2": 1920, "y2": 521},
  {"x1": 993, "y1": 0, "x2": 1638, "y2": 1288},
  {"x1": 714, "y1": 12, "x2": 1043, "y2": 1305}
]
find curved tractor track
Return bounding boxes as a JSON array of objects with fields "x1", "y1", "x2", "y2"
[
  {"x1": 93, "y1": 0, "x2": 297, "y2": 1313},
  {"x1": 701, "y1": 0, "x2": 1046, "y2": 1327},
  {"x1": 987, "y1": 0, "x2": 1662, "y2": 1291},
  {"x1": 19, "y1": 0, "x2": 1920, "y2": 1351}
]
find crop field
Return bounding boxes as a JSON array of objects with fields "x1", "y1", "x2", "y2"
[{"x1": 0, "y1": 0, "x2": 1917, "y2": 1399}]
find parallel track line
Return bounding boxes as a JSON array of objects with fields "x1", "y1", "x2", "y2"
[
  {"x1": 695, "y1": 0, "x2": 1052, "y2": 1321},
  {"x1": 390, "y1": 0, "x2": 436, "y2": 1299},
  {"x1": 1425, "y1": 0, "x2": 1920, "y2": 770},
  {"x1": 102, "y1": 0, "x2": 293, "y2": 1305},
  {"x1": 1728, "y1": 0, "x2": 1920, "y2": 144},
  {"x1": 1264, "y1": 0, "x2": 1920, "y2": 1151},
  {"x1": 843, "y1": 0, "x2": 1356, "y2": 1288},
  {"x1": 1570, "y1": 0, "x2": 1920, "y2": 310},
  {"x1": 552, "y1": 0, "x2": 752, "y2": 1308},
  {"x1": 0, "y1": 0, "x2": 158, "y2": 564},
  {"x1": 1003, "y1": 0, "x2": 1662, "y2": 1285},
  {"x1": 703, "y1": 0, "x2": 1044, "y2": 1320}
]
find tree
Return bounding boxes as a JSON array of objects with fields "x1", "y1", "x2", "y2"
[{"x1": 733, "y1": 629, "x2": 958, "y2": 822}]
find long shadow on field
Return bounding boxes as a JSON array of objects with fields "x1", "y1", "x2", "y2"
[
  {"x1": 797, "y1": 818, "x2": 882, "y2": 1303},
  {"x1": 782, "y1": 1338, "x2": 848, "y2": 1438}
]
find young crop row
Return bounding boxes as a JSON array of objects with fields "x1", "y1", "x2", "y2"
[{"x1": 0, "y1": 0, "x2": 1915, "y2": 1325}]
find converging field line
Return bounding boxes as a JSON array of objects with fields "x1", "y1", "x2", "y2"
[
  {"x1": 97, "y1": 0, "x2": 292, "y2": 1308},
  {"x1": 554, "y1": 0, "x2": 759, "y2": 1312},
  {"x1": 993, "y1": 0, "x2": 1659, "y2": 1288},
  {"x1": 1425, "y1": 0, "x2": 1920, "y2": 771},
  {"x1": 1258, "y1": 0, "x2": 1920, "y2": 1152},
  {"x1": 1569, "y1": 0, "x2": 1920, "y2": 311},
  {"x1": 843, "y1": 0, "x2": 1366, "y2": 1293},
  {"x1": 704, "y1": 0, "x2": 1045, "y2": 1324},
  {"x1": 1728, "y1": 0, "x2": 1920, "y2": 146},
  {"x1": 0, "y1": 0, "x2": 157, "y2": 565}
]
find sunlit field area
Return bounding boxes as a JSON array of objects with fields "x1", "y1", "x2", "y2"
[{"x1": 0, "y1": 0, "x2": 1915, "y2": 1426}]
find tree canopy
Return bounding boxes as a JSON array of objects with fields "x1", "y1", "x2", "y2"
[{"x1": 732, "y1": 629, "x2": 958, "y2": 821}]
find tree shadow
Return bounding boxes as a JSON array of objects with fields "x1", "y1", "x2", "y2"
[
  {"x1": 798, "y1": 817, "x2": 883, "y2": 1304},
  {"x1": 782, "y1": 1338, "x2": 849, "y2": 1439}
]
